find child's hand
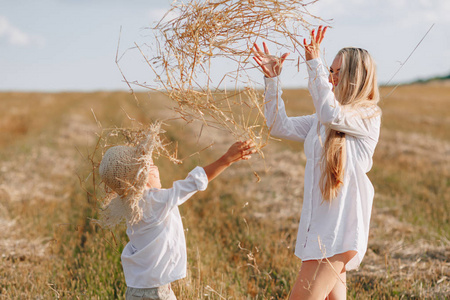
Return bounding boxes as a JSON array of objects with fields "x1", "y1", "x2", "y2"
[
  {"x1": 203, "y1": 140, "x2": 257, "y2": 182},
  {"x1": 223, "y1": 140, "x2": 256, "y2": 165}
]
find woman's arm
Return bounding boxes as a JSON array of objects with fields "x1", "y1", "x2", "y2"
[
  {"x1": 304, "y1": 26, "x2": 377, "y2": 138},
  {"x1": 264, "y1": 76, "x2": 314, "y2": 141},
  {"x1": 253, "y1": 42, "x2": 314, "y2": 141},
  {"x1": 304, "y1": 25, "x2": 343, "y2": 126},
  {"x1": 307, "y1": 59, "x2": 376, "y2": 138}
]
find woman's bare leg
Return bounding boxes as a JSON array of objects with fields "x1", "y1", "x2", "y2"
[
  {"x1": 289, "y1": 251, "x2": 355, "y2": 300},
  {"x1": 327, "y1": 271, "x2": 346, "y2": 300}
]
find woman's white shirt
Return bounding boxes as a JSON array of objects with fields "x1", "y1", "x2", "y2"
[
  {"x1": 121, "y1": 167, "x2": 208, "y2": 288},
  {"x1": 264, "y1": 58, "x2": 381, "y2": 270}
]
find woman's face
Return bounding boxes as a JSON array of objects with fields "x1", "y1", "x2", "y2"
[{"x1": 329, "y1": 55, "x2": 342, "y2": 87}]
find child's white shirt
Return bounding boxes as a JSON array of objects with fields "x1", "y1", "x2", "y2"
[{"x1": 121, "y1": 166, "x2": 208, "y2": 288}]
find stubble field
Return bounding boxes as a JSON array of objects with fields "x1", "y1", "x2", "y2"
[{"x1": 0, "y1": 82, "x2": 449, "y2": 299}]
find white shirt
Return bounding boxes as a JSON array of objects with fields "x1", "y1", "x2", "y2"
[
  {"x1": 121, "y1": 166, "x2": 208, "y2": 288},
  {"x1": 264, "y1": 58, "x2": 381, "y2": 270}
]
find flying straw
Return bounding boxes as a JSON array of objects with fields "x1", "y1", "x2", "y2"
[
  {"x1": 383, "y1": 24, "x2": 435, "y2": 99},
  {"x1": 127, "y1": 0, "x2": 322, "y2": 150}
]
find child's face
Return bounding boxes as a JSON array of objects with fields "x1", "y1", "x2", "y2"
[{"x1": 146, "y1": 166, "x2": 162, "y2": 189}]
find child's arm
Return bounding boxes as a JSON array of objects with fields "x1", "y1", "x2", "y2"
[
  {"x1": 203, "y1": 140, "x2": 256, "y2": 182},
  {"x1": 148, "y1": 140, "x2": 256, "y2": 210}
]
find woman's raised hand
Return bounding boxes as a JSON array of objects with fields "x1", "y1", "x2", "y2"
[
  {"x1": 303, "y1": 25, "x2": 328, "y2": 61},
  {"x1": 252, "y1": 42, "x2": 290, "y2": 78}
]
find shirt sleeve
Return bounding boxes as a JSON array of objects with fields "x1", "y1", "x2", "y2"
[
  {"x1": 264, "y1": 76, "x2": 315, "y2": 142},
  {"x1": 152, "y1": 166, "x2": 208, "y2": 208},
  {"x1": 306, "y1": 58, "x2": 378, "y2": 139}
]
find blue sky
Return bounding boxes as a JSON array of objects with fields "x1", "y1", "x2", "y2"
[{"x1": 1, "y1": 0, "x2": 449, "y2": 92}]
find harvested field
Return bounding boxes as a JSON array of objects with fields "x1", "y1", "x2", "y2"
[{"x1": 0, "y1": 83, "x2": 449, "y2": 299}]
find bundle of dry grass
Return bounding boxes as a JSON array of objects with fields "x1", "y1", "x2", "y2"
[{"x1": 129, "y1": 0, "x2": 321, "y2": 150}]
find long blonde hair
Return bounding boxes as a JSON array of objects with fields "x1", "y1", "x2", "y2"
[{"x1": 320, "y1": 48, "x2": 380, "y2": 201}]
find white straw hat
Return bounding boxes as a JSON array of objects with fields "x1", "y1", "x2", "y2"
[
  {"x1": 99, "y1": 145, "x2": 147, "y2": 196},
  {"x1": 98, "y1": 122, "x2": 163, "y2": 227}
]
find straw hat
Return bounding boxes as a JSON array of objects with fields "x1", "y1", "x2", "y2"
[
  {"x1": 99, "y1": 144, "x2": 155, "y2": 227},
  {"x1": 99, "y1": 146, "x2": 146, "y2": 196},
  {"x1": 96, "y1": 122, "x2": 164, "y2": 228}
]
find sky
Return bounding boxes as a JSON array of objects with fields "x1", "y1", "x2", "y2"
[{"x1": 1, "y1": 0, "x2": 449, "y2": 92}]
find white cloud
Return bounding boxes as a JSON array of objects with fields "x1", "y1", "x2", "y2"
[{"x1": 0, "y1": 16, "x2": 45, "y2": 47}]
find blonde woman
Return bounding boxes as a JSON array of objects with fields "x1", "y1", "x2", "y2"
[{"x1": 253, "y1": 26, "x2": 381, "y2": 299}]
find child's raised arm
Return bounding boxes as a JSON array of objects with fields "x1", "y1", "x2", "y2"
[{"x1": 203, "y1": 140, "x2": 256, "y2": 182}]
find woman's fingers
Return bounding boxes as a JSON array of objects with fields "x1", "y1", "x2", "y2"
[
  {"x1": 316, "y1": 26, "x2": 327, "y2": 44},
  {"x1": 305, "y1": 25, "x2": 328, "y2": 46},
  {"x1": 252, "y1": 57, "x2": 268, "y2": 74},
  {"x1": 263, "y1": 41, "x2": 270, "y2": 55},
  {"x1": 280, "y1": 52, "x2": 290, "y2": 65},
  {"x1": 303, "y1": 25, "x2": 328, "y2": 61},
  {"x1": 252, "y1": 56, "x2": 262, "y2": 66},
  {"x1": 252, "y1": 42, "x2": 289, "y2": 77},
  {"x1": 253, "y1": 42, "x2": 273, "y2": 57},
  {"x1": 252, "y1": 43, "x2": 263, "y2": 54},
  {"x1": 315, "y1": 26, "x2": 322, "y2": 43},
  {"x1": 252, "y1": 44, "x2": 270, "y2": 75},
  {"x1": 252, "y1": 43, "x2": 267, "y2": 62},
  {"x1": 252, "y1": 45, "x2": 264, "y2": 60}
]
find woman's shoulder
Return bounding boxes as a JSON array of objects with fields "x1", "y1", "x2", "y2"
[{"x1": 344, "y1": 104, "x2": 381, "y2": 119}]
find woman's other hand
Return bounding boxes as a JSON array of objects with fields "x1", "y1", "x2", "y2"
[
  {"x1": 252, "y1": 42, "x2": 290, "y2": 78},
  {"x1": 304, "y1": 25, "x2": 328, "y2": 61}
]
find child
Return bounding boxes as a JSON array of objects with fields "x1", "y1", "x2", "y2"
[{"x1": 99, "y1": 139, "x2": 256, "y2": 300}]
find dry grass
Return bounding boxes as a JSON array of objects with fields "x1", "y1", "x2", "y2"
[
  {"x1": 0, "y1": 83, "x2": 449, "y2": 299},
  {"x1": 117, "y1": 0, "x2": 322, "y2": 151}
]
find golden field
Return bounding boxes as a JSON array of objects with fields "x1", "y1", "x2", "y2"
[{"x1": 0, "y1": 83, "x2": 449, "y2": 299}]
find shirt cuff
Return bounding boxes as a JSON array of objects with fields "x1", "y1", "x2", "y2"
[
  {"x1": 264, "y1": 76, "x2": 282, "y2": 96},
  {"x1": 306, "y1": 58, "x2": 328, "y2": 78},
  {"x1": 189, "y1": 166, "x2": 208, "y2": 191},
  {"x1": 264, "y1": 75, "x2": 280, "y2": 85}
]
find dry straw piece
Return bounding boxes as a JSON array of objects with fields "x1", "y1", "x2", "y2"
[{"x1": 128, "y1": 0, "x2": 322, "y2": 149}]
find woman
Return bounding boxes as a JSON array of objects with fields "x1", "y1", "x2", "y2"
[{"x1": 253, "y1": 26, "x2": 381, "y2": 299}]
